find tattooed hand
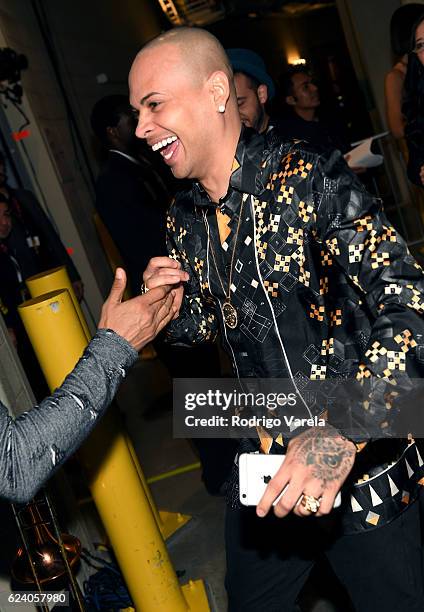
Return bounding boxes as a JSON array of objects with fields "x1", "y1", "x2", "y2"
[{"x1": 256, "y1": 425, "x2": 356, "y2": 519}]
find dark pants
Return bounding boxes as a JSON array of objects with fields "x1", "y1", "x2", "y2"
[{"x1": 225, "y1": 501, "x2": 424, "y2": 612}]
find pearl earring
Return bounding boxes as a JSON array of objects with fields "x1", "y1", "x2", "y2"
[{"x1": 218, "y1": 104, "x2": 225, "y2": 113}]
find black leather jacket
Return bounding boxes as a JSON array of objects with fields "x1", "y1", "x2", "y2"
[{"x1": 165, "y1": 128, "x2": 424, "y2": 532}]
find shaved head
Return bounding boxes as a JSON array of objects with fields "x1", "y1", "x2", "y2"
[{"x1": 138, "y1": 27, "x2": 233, "y2": 85}]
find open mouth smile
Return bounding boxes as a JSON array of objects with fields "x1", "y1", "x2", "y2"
[{"x1": 151, "y1": 135, "x2": 179, "y2": 161}]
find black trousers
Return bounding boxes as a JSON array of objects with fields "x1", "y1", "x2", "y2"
[{"x1": 225, "y1": 501, "x2": 424, "y2": 612}]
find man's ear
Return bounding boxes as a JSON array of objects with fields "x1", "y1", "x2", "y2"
[
  {"x1": 286, "y1": 95, "x2": 296, "y2": 106},
  {"x1": 257, "y1": 84, "x2": 268, "y2": 105},
  {"x1": 106, "y1": 125, "x2": 118, "y2": 142},
  {"x1": 208, "y1": 70, "x2": 230, "y2": 111}
]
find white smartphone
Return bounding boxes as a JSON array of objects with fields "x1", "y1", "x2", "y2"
[{"x1": 239, "y1": 453, "x2": 341, "y2": 508}]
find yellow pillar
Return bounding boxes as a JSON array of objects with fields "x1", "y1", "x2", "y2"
[
  {"x1": 26, "y1": 267, "x2": 190, "y2": 540},
  {"x1": 18, "y1": 291, "x2": 209, "y2": 612},
  {"x1": 18, "y1": 290, "x2": 87, "y2": 390},
  {"x1": 26, "y1": 266, "x2": 91, "y2": 341}
]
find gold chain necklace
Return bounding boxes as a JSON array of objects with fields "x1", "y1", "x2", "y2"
[{"x1": 208, "y1": 197, "x2": 246, "y2": 329}]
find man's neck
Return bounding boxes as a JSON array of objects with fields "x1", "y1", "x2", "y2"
[
  {"x1": 198, "y1": 122, "x2": 242, "y2": 204},
  {"x1": 294, "y1": 108, "x2": 317, "y2": 122}
]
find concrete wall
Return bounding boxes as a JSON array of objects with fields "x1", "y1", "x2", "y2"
[{"x1": 0, "y1": 315, "x2": 34, "y2": 416}]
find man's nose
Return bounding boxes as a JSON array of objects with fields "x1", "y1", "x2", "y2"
[{"x1": 135, "y1": 110, "x2": 151, "y2": 139}]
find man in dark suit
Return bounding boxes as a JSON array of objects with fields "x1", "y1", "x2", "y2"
[{"x1": 91, "y1": 95, "x2": 170, "y2": 295}]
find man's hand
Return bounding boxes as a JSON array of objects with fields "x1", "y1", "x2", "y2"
[
  {"x1": 420, "y1": 164, "x2": 424, "y2": 185},
  {"x1": 98, "y1": 268, "x2": 177, "y2": 351},
  {"x1": 143, "y1": 256, "x2": 189, "y2": 320},
  {"x1": 257, "y1": 425, "x2": 355, "y2": 519},
  {"x1": 344, "y1": 154, "x2": 367, "y2": 175}
]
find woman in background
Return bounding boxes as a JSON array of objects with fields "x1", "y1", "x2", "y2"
[
  {"x1": 385, "y1": 4, "x2": 424, "y2": 148},
  {"x1": 404, "y1": 15, "x2": 424, "y2": 187}
]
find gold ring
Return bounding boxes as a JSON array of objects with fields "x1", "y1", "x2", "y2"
[{"x1": 300, "y1": 494, "x2": 321, "y2": 514}]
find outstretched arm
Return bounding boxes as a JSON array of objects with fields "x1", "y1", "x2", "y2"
[{"x1": 0, "y1": 268, "x2": 177, "y2": 503}]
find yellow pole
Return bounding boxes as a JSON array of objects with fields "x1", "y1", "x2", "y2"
[
  {"x1": 125, "y1": 433, "x2": 163, "y2": 527},
  {"x1": 18, "y1": 290, "x2": 87, "y2": 389},
  {"x1": 26, "y1": 266, "x2": 91, "y2": 341},
  {"x1": 18, "y1": 291, "x2": 201, "y2": 612},
  {"x1": 125, "y1": 434, "x2": 190, "y2": 540}
]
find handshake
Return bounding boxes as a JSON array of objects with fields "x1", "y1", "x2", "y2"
[{"x1": 98, "y1": 257, "x2": 189, "y2": 351}]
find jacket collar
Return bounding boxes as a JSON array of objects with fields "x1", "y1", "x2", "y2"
[{"x1": 192, "y1": 127, "x2": 266, "y2": 212}]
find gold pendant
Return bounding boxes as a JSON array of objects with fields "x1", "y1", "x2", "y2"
[{"x1": 222, "y1": 300, "x2": 238, "y2": 329}]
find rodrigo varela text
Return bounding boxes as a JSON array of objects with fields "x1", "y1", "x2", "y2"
[{"x1": 185, "y1": 415, "x2": 326, "y2": 428}]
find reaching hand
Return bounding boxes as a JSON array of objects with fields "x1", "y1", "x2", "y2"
[
  {"x1": 257, "y1": 424, "x2": 356, "y2": 519},
  {"x1": 98, "y1": 268, "x2": 177, "y2": 351},
  {"x1": 143, "y1": 256, "x2": 188, "y2": 320}
]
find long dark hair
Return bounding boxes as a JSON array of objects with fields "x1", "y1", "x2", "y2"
[
  {"x1": 403, "y1": 16, "x2": 424, "y2": 148},
  {"x1": 391, "y1": 3, "x2": 424, "y2": 60}
]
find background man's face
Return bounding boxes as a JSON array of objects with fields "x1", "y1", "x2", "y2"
[
  {"x1": 115, "y1": 112, "x2": 138, "y2": 148},
  {"x1": 290, "y1": 73, "x2": 320, "y2": 110},
  {"x1": 234, "y1": 72, "x2": 265, "y2": 132},
  {"x1": 0, "y1": 202, "x2": 12, "y2": 239},
  {"x1": 129, "y1": 46, "x2": 216, "y2": 182}
]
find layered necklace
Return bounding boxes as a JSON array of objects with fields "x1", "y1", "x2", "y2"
[{"x1": 208, "y1": 197, "x2": 246, "y2": 329}]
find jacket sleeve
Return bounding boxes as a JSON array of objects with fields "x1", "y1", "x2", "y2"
[
  {"x1": 0, "y1": 329, "x2": 137, "y2": 503},
  {"x1": 313, "y1": 149, "x2": 424, "y2": 436},
  {"x1": 164, "y1": 205, "x2": 218, "y2": 346}
]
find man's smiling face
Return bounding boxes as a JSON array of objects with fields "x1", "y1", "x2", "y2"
[{"x1": 129, "y1": 44, "x2": 216, "y2": 182}]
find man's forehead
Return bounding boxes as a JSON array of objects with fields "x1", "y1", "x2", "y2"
[
  {"x1": 130, "y1": 50, "x2": 200, "y2": 102},
  {"x1": 293, "y1": 73, "x2": 312, "y2": 86}
]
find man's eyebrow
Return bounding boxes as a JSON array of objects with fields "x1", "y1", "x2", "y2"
[{"x1": 140, "y1": 92, "x2": 161, "y2": 105}]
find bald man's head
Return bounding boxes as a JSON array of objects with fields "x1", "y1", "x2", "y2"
[
  {"x1": 139, "y1": 27, "x2": 233, "y2": 85},
  {"x1": 128, "y1": 27, "x2": 241, "y2": 188}
]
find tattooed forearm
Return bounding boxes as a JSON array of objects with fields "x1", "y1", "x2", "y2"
[{"x1": 291, "y1": 426, "x2": 356, "y2": 482}]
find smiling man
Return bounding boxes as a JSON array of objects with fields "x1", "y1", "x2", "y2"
[{"x1": 129, "y1": 27, "x2": 424, "y2": 612}]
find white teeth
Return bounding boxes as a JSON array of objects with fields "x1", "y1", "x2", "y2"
[
  {"x1": 163, "y1": 150, "x2": 174, "y2": 160},
  {"x1": 151, "y1": 135, "x2": 177, "y2": 152}
]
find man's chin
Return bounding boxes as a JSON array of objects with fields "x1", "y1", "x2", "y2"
[
  {"x1": 171, "y1": 169, "x2": 185, "y2": 180},
  {"x1": 171, "y1": 165, "x2": 190, "y2": 180}
]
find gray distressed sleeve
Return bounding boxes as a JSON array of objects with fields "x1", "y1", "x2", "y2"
[{"x1": 0, "y1": 329, "x2": 138, "y2": 503}]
